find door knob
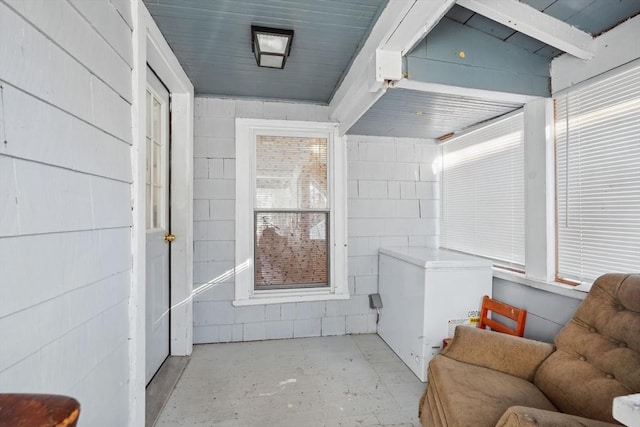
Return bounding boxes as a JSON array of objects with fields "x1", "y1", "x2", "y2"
[{"x1": 164, "y1": 233, "x2": 176, "y2": 243}]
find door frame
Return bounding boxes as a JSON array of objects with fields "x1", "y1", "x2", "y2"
[{"x1": 131, "y1": 1, "x2": 194, "y2": 425}]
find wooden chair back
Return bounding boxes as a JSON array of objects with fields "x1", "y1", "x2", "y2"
[{"x1": 478, "y1": 295, "x2": 527, "y2": 337}]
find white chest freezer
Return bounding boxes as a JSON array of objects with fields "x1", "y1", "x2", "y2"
[{"x1": 377, "y1": 247, "x2": 492, "y2": 382}]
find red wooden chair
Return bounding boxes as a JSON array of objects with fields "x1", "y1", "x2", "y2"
[
  {"x1": 443, "y1": 295, "x2": 527, "y2": 349},
  {"x1": 478, "y1": 294, "x2": 527, "y2": 337}
]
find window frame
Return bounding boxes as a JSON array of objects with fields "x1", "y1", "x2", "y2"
[
  {"x1": 553, "y1": 60, "x2": 640, "y2": 285},
  {"x1": 145, "y1": 77, "x2": 170, "y2": 232},
  {"x1": 438, "y1": 99, "x2": 562, "y2": 292},
  {"x1": 234, "y1": 119, "x2": 348, "y2": 306}
]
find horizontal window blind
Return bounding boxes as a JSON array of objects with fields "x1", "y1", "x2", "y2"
[
  {"x1": 555, "y1": 63, "x2": 640, "y2": 284},
  {"x1": 441, "y1": 111, "x2": 525, "y2": 268}
]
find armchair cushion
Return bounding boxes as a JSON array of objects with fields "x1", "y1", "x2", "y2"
[
  {"x1": 443, "y1": 326, "x2": 554, "y2": 382},
  {"x1": 423, "y1": 356, "x2": 557, "y2": 426},
  {"x1": 495, "y1": 406, "x2": 618, "y2": 427},
  {"x1": 534, "y1": 274, "x2": 640, "y2": 423}
]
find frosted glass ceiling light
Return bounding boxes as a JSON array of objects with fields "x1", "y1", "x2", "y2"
[{"x1": 251, "y1": 26, "x2": 294, "y2": 69}]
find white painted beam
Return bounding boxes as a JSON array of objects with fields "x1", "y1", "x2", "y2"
[
  {"x1": 551, "y1": 15, "x2": 640, "y2": 93},
  {"x1": 457, "y1": 0, "x2": 595, "y2": 60},
  {"x1": 329, "y1": 0, "x2": 456, "y2": 134},
  {"x1": 329, "y1": 0, "x2": 414, "y2": 133},
  {"x1": 523, "y1": 98, "x2": 555, "y2": 282},
  {"x1": 382, "y1": 0, "x2": 456, "y2": 56},
  {"x1": 394, "y1": 79, "x2": 540, "y2": 104}
]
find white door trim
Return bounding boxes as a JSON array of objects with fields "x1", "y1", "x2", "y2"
[{"x1": 131, "y1": 1, "x2": 194, "y2": 425}]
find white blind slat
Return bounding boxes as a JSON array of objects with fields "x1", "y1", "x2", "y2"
[
  {"x1": 555, "y1": 63, "x2": 640, "y2": 283},
  {"x1": 441, "y1": 111, "x2": 525, "y2": 267}
]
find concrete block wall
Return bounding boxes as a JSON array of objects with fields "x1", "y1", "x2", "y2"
[
  {"x1": 0, "y1": 1, "x2": 132, "y2": 425},
  {"x1": 192, "y1": 97, "x2": 439, "y2": 344}
]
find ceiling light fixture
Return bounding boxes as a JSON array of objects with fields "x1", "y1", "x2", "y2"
[{"x1": 251, "y1": 25, "x2": 294, "y2": 69}]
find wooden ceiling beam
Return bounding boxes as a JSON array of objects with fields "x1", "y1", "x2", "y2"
[
  {"x1": 457, "y1": 0, "x2": 595, "y2": 60},
  {"x1": 329, "y1": 0, "x2": 456, "y2": 134}
]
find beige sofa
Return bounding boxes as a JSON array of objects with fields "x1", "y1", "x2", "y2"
[{"x1": 419, "y1": 273, "x2": 640, "y2": 426}]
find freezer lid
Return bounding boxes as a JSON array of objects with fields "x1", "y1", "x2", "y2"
[{"x1": 379, "y1": 247, "x2": 493, "y2": 269}]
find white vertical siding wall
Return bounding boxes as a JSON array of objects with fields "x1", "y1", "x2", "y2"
[
  {"x1": 192, "y1": 97, "x2": 438, "y2": 343},
  {"x1": 0, "y1": 1, "x2": 133, "y2": 425}
]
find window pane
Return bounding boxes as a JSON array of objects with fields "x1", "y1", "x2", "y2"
[
  {"x1": 153, "y1": 142, "x2": 161, "y2": 185},
  {"x1": 440, "y1": 112, "x2": 525, "y2": 268},
  {"x1": 255, "y1": 135, "x2": 327, "y2": 209},
  {"x1": 146, "y1": 184, "x2": 152, "y2": 229},
  {"x1": 153, "y1": 98, "x2": 161, "y2": 141},
  {"x1": 146, "y1": 91, "x2": 152, "y2": 136},
  {"x1": 555, "y1": 64, "x2": 640, "y2": 283},
  {"x1": 153, "y1": 185, "x2": 160, "y2": 229},
  {"x1": 255, "y1": 211, "x2": 328, "y2": 289}
]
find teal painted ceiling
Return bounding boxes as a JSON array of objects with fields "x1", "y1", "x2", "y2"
[
  {"x1": 144, "y1": 0, "x2": 639, "y2": 137},
  {"x1": 143, "y1": 0, "x2": 387, "y2": 103}
]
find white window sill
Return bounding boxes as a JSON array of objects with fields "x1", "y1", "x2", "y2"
[
  {"x1": 492, "y1": 268, "x2": 590, "y2": 301},
  {"x1": 233, "y1": 291, "x2": 350, "y2": 306}
]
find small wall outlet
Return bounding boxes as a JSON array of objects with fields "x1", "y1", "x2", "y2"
[{"x1": 369, "y1": 294, "x2": 383, "y2": 309}]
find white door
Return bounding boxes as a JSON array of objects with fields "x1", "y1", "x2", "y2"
[{"x1": 145, "y1": 67, "x2": 171, "y2": 384}]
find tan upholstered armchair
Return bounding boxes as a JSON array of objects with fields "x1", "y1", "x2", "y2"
[{"x1": 419, "y1": 273, "x2": 640, "y2": 426}]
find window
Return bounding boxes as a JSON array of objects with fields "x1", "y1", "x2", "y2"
[
  {"x1": 145, "y1": 82, "x2": 168, "y2": 230},
  {"x1": 440, "y1": 110, "x2": 525, "y2": 269},
  {"x1": 555, "y1": 62, "x2": 640, "y2": 284},
  {"x1": 235, "y1": 119, "x2": 347, "y2": 305},
  {"x1": 254, "y1": 135, "x2": 328, "y2": 290}
]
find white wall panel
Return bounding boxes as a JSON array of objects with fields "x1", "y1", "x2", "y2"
[
  {"x1": 108, "y1": 0, "x2": 133, "y2": 29},
  {"x1": 0, "y1": 84, "x2": 132, "y2": 181},
  {"x1": 66, "y1": 272, "x2": 130, "y2": 335},
  {"x1": 322, "y1": 316, "x2": 347, "y2": 336},
  {"x1": 4, "y1": 0, "x2": 131, "y2": 101},
  {"x1": 67, "y1": 0, "x2": 134, "y2": 67},
  {"x1": 244, "y1": 322, "x2": 267, "y2": 341},
  {"x1": 91, "y1": 177, "x2": 132, "y2": 229},
  {"x1": 0, "y1": 228, "x2": 131, "y2": 321},
  {"x1": 0, "y1": 352, "x2": 43, "y2": 392},
  {"x1": 13, "y1": 160, "x2": 94, "y2": 235},
  {"x1": 91, "y1": 75, "x2": 133, "y2": 142},
  {"x1": 0, "y1": 157, "x2": 19, "y2": 236},
  {"x1": 293, "y1": 318, "x2": 321, "y2": 338},
  {"x1": 0, "y1": 1, "x2": 133, "y2": 424},
  {"x1": 194, "y1": 136, "x2": 235, "y2": 158},
  {"x1": 0, "y1": 305, "x2": 42, "y2": 372},
  {"x1": 0, "y1": 5, "x2": 92, "y2": 116},
  {"x1": 0, "y1": 3, "x2": 131, "y2": 138},
  {"x1": 71, "y1": 337, "x2": 129, "y2": 426}
]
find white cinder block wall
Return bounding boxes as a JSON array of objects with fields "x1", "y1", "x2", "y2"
[
  {"x1": 0, "y1": 1, "x2": 133, "y2": 425},
  {"x1": 192, "y1": 97, "x2": 439, "y2": 343}
]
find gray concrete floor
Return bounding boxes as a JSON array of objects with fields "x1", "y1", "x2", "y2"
[{"x1": 155, "y1": 334, "x2": 425, "y2": 426}]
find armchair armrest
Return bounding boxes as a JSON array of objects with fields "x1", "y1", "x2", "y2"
[
  {"x1": 496, "y1": 406, "x2": 619, "y2": 427},
  {"x1": 442, "y1": 326, "x2": 554, "y2": 381}
]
